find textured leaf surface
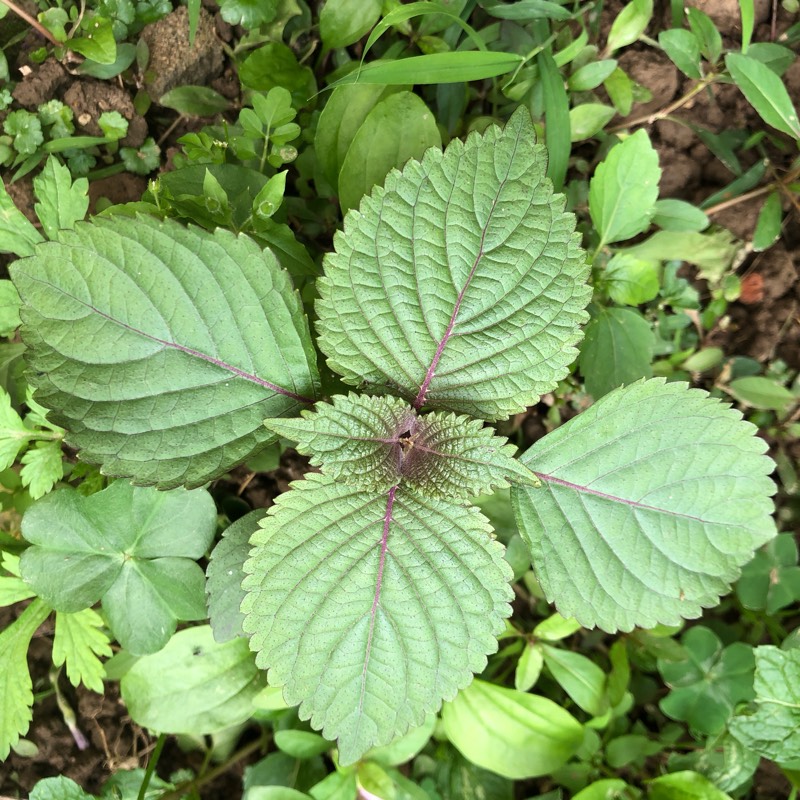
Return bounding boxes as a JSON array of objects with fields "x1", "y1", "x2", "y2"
[
  {"x1": 11, "y1": 215, "x2": 319, "y2": 488},
  {"x1": 317, "y1": 107, "x2": 590, "y2": 421},
  {"x1": 729, "y1": 645, "x2": 800, "y2": 761},
  {"x1": 20, "y1": 481, "x2": 216, "y2": 654},
  {"x1": 242, "y1": 473, "x2": 513, "y2": 763},
  {"x1": 266, "y1": 394, "x2": 537, "y2": 498},
  {"x1": 512, "y1": 379, "x2": 776, "y2": 632}
]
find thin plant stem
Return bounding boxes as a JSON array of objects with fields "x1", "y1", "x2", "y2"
[
  {"x1": 156, "y1": 734, "x2": 267, "y2": 800},
  {"x1": 138, "y1": 733, "x2": 168, "y2": 800},
  {"x1": 0, "y1": 0, "x2": 61, "y2": 47},
  {"x1": 608, "y1": 77, "x2": 716, "y2": 133}
]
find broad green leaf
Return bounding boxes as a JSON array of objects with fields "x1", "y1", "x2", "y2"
[
  {"x1": 0, "y1": 575, "x2": 35, "y2": 606},
  {"x1": 648, "y1": 771, "x2": 734, "y2": 800},
  {"x1": 606, "y1": 733, "x2": 661, "y2": 768},
  {"x1": 32, "y1": 157, "x2": 89, "y2": 240},
  {"x1": 747, "y1": 42, "x2": 796, "y2": 75},
  {"x1": 728, "y1": 376, "x2": 795, "y2": 410},
  {"x1": 589, "y1": 129, "x2": 661, "y2": 248},
  {"x1": 736, "y1": 533, "x2": 800, "y2": 614},
  {"x1": 441, "y1": 679, "x2": 583, "y2": 779},
  {"x1": 605, "y1": 254, "x2": 660, "y2": 305},
  {"x1": 541, "y1": 644, "x2": 608, "y2": 716},
  {"x1": 569, "y1": 104, "x2": 615, "y2": 142},
  {"x1": 653, "y1": 199, "x2": 709, "y2": 232},
  {"x1": 0, "y1": 386, "x2": 31, "y2": 469},
  {"x1": 484, "y1": 0, "x2": 573, "y2": 19},
  {"x1": 512, "y1": 378, "x2": 777, "y2": 632},
  {"x1": 337, "y1": 91, "x2": 441, "y2": 213},
  {"x1": 265, "y1": 394, "x2": 538, "y2": 498},
  {"x1": 238, "y1": 43, "x2": 316, "y2": 106},
  {"x1": 605, "y1": 67, "x2": 635, "y2": 116},
  {"x1": 0, "y1": 599, "x2": 50, "y2": 759},
  {"x1": 752, "y1": 192, "x2": 782, "y2": 251},
  {"x1": 568, "y1": 60, "x2": 618, "y2": 91},
  {"x1": 20, "y1": 439, "x2": 64, "y2": 499},
  {"x1": 621, "y1": 229, "x2": 739, "y2": 284},
  {"x1": 11, "y1": 215, "x2": 320, "y2": 488},
  {"x1": 729, "y1": 645, "x2": 800, "y2": 761},
  {"x1": 315, "y1": 84, "x2": 400, "y2": 188},
  {"x1": 533, "y1": 613, "x2": 582, "y2": 641},
  {"x1": 20, "y1": 481, "x2": 216, "y2": 654},
  {"x1": 70, "y1": 18, "x2": 116, "y2": 64},
  {"x1": 606, "y1": 0, "x2": 653, "y2": 52},
  {"x1": 687, "y1": 8, "x2": 722, "y2": 63},
  {"x1": 53, "y1": 608, "x2": 112, "y2": 693},
  {"x1": 366, "y1": 714, "x2": 436, "y2": 766},
  {"x1": 726, "y1": 53, "x2": 800, "y2": 139},
  {"x1": 330, "y1": 51, "x2": 523, "y2": 86},
  {"x1": 317, "y1": 107, "x2": 591, "y2": 421},
  {"x1": 658, "y1": 626, "x2": 755, "y2": 735},
  {"x1": 274, "y1": 730, "x2": 331, "y2": 759},
  {"x1": 320, "y1": 0, "x2": 381, "y2": 49},
  {"x1": 0, "y1": 181, "x2": 44, "y2": 257},
  {"x1": 0, "y1": 279, "x2": 21, "y2": 336},
  {"x1": 29, "y1": 776, "x2": 95, "y2": 800},
  {"x1": 158, "y1": 85, "x2": 230, "y2": 116},
  {"x1": 218, "y1": 0, "x2": 279, "y2": 28},
  {"x1": 206, "y1": 509, "x2": 267, "y2": 643},
  {"x1": 659, "y1": 28, "x2": 702, "y2": 78},
  {"x1": 574, "y1": 780, "x2": 631, "y2": 800},
  {"x1": 578, "y1": 306, "x2": 654, "y2": 398},
  {"x1": 121, "y1": 625, "x2": 268, "y2": 734},
  {"x1": 242, "y1": 473, "x2": 513, "y2": 764}
]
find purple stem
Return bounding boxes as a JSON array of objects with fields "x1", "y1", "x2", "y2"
[
  {"x1": 358, "y1": 485, "x2": 398, "y2": 712},
  {"x1": 534, "y1": 471, "x2": 707, "y2": 521}
]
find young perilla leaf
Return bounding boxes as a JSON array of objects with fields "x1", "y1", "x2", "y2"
[
  {"x1": 20, "y1": 481, "x2": 216, "y2": 654},
  {"x1": 266, "y1": 394, "x2": 538, "y2": 498},
  {"x1": 317, "y1": 107, "x2": 590, "y2": 421},
  {"x1": 512, "y1": 378, "x2": 776, "y2": 632},
  {"x1": 242, "y1": 473, "x2": 513, "y2": 764},
  {"x1": 11, "y1": 215, "x2": 320, "y2": 488}
]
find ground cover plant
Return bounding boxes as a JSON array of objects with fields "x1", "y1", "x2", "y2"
[{"x1": 0, "y1": 0, "x2": 799, "y2": 798}]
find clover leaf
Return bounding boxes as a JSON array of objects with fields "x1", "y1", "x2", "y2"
[
  {"x1": 658, "y1": 626, "x2": 755, "y2": 735},
  {"x1": 20, "y1": 481, "x2": 216, "y2": 654}
]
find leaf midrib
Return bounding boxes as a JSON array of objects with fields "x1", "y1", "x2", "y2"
[{"x1": 25, "y1": 276, "x2": 314, "y2": 405}]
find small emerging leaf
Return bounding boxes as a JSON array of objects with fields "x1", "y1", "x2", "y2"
[
  {"x1": 53, "y1": 608, "x2": 113, "y2": 693},
  {"x1": 266, "y1": 394, "x2": 538, "y2": 498}
]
